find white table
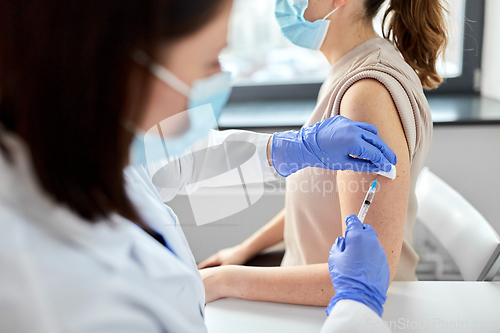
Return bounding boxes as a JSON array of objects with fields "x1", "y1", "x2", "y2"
[{"x1": 205, "y1": 281, "x2": 500, "y2": 333}]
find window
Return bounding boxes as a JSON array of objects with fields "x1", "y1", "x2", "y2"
[
  {"x1": 221, "y1": 0, "x2": 484, "y2": 99},
  {"x1": 221, "y1": 0, "x2": 331, "y2": 86}
]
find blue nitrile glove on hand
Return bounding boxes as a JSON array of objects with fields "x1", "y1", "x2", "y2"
[
  {"x1": 271, "y1": 116, "x2": 397, "y2": 177},
  {"x1": 326, "y1": 215, "x2": 390, "y2": 317}
]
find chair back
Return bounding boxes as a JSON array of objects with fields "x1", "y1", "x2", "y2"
[{"x1": 416, "y1": 168, "x2": 500, "y2": 281}]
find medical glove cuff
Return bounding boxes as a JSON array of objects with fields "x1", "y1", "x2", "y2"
[
  {"x1": 271, "y1": 127, "x2": 324, "y2": 177},
  {"x1": 326, "y1": 289, "x2": 387, "y2": 317}
]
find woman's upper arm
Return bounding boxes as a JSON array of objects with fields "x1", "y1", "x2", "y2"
[{"x1": 337, "y1": 79, "x2": 411, "y2": 282}]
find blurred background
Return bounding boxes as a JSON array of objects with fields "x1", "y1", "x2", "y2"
[
  {"x1": 221, "y1": 0, "x2": 465, "y2": 85},
  {"x1": 169, "y1": 0, "x2": 500, "y2": 282}
]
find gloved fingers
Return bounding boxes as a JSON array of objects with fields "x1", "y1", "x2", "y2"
[
  {"x1": 359, "y1": 224, "x2": 383, "y2": 250},
  {"x1": 351, "y1": 140, "x2": 394, "y2": 173},
  {"x1": 345, "y1": 214, "x2": 363, "y2": 228},
  {"x1": 352, "y1": 120, "x2": 379, "y2": 136},
  {"x1": 362, "y1": 223, "x2": 375, "y2": 232},
  {"x1": 332, "y1": 236, "x2": 346, "y2": 252},
  {"x1": 344, "y1": 214, "x2": 364, "y2": 238},
  {"x1": 361, "y1": 132, "x2": 398, "y2": 166},
  {"x1": 361, "y1": 223, "x2": 380, "y2": 239},
  {"x1": 337, "y1": 237, "x2": 346, "y2": 252}
]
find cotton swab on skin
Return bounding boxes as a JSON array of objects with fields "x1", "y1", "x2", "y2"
[{"x1": 376, "y1": 164, "x2": 396, "y2": 180}]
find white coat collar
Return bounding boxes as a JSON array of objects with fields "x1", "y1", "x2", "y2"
[
  {"x1": 0, "y1": 129, "x2": 138, "y2": 271},
  {"x1": 123, "y1": 164, "x2": 199, "y2": 274}
]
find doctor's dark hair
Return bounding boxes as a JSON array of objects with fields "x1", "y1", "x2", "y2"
[
  {"x1": 0, "y1": 0, "x2": 226, "y2": 226},
  {"x1": 364, "y1": 0, "x2": 448, "y2": 90}
]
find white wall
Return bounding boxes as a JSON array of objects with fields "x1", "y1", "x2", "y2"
[
  {"x1": 481, "y1": 0, "x2": 500, "y2": 100},
  {"x1": 425, "y1": 125, "x2": 500, "y2": 230}
]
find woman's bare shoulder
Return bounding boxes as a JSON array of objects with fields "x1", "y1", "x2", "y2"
[
  {"x1": 340, "y1": 79, "x2": 398, "y2": 125},
  {"x1": 339, "y1": 78, "x2": 410, "y2": 167}
]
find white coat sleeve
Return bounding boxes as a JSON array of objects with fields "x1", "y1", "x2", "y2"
[
  {"x1": 145, "y1": 129, "x2": 279, "y2": 202},
  {"x1": 320, "y1": 300, "x2": 391, "y2": 333}
]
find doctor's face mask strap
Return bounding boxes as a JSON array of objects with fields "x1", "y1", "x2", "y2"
[
  {"x1": 129, "y1": 105, "x2": 266, "y2": 227},
  {"x1": 0, "y1": 0, "x2": 227, "y2": 228},
  {"x1": 129, "y1": 50, "x2": 233, "y2": 161},
  {"x1": 127, "y1": 60, "x2": 266, "y2": 226},
  {"x1": 131, "y1": 50, "x2": 233, "y2": 124}
]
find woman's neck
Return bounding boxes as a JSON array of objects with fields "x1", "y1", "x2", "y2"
[{"x1": 320, "y1": 22, "x2": 380, "y2": 66}]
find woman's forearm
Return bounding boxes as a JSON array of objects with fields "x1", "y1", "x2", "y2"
[
  {"x1": 241, "y1": 208, "x2": 285, "y2": 257},
  {"x1": 224, "y1": 264, "x2": 334, "y2": 306}
]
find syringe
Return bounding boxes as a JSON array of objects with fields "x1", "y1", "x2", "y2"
[{"x1": 358, "y1": 179, "x2": 378, "y2": 223}]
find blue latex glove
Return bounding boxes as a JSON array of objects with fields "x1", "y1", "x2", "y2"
[
  {"x1": 326, "y1": 215, "x2": 390, "y2": 317},
  {"x1": 271, "y1": 116, "x2": 397, "y2": 177}
]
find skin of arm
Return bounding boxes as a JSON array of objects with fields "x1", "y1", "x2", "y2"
[
  {"x1": 337, "y1": 79, "x2": 410, "y2": 283},
  {"x1": 201, "y1": 263, "x2": 334, "y2": 305},
  {"x1": 201, "y1": 79, "x2": 409, "y2": 305},
  {"x1": 267, "y1": 136, "x2": 273, "y2": 166}
]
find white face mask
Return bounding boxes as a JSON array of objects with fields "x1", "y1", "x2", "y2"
[
  {"x1": 128, "y1": 51, "x2": 233, "y2": 165},
  {"x1": 275, "y1": 0, "x2": 339, "y2": 50}
]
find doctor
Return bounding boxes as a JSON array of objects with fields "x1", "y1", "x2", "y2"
[{"x1": 0, "y1": 0, "x2": 395, "y2": 332}]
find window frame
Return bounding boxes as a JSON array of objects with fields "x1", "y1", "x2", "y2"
[{"x1": 227, "y1": 0, "x2": 485, "y2": 103}]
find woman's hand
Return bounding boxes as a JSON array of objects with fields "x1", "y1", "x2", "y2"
[
  {"x1": 197, "y1": 244, "x2": 253, "y2": 269},
  {"x1": 200, "y1": 266, "x2": 240, "y2": 303}
]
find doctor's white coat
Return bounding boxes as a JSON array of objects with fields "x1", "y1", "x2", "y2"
[{"x1": 0, "y1": 128, "x2": 390, "y2": 333}]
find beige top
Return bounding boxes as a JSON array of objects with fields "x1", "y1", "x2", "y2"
[{"x1": 281, "y1": 38, "x2": 433, "y2": 281}]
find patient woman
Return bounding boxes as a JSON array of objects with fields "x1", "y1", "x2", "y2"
[{"x1": 199, "y1": 0, "x2": 447, "y2": 305}]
